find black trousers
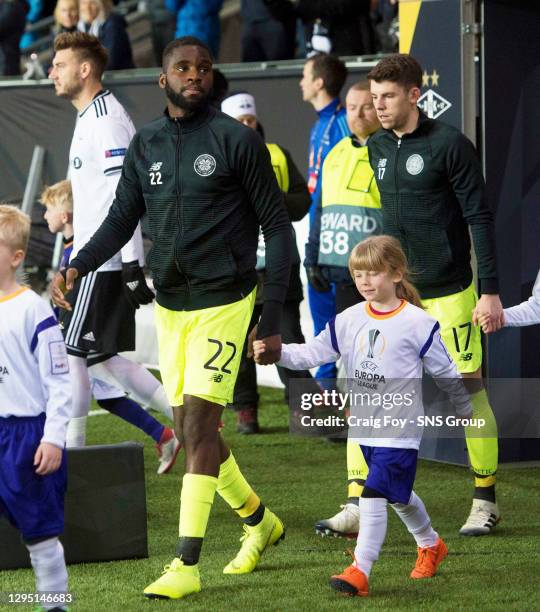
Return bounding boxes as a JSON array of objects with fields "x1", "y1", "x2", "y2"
[
  {"x1": 231, "y1": 300, "x2": 320, "y2": 410},
  {"x1": 241, "y1": 20, "x2": 296, "y2": 62}
]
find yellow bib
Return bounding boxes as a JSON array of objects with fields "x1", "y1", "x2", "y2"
[{"x1": 266, "y1": 143, "x2": 289, "y2": 193}]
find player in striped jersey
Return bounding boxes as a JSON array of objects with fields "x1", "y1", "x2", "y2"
[
  {"x1": 255, "y1": 236, "x2": 473, "y2": 597},
  {"x1": 49, "y1": 33, "x2": 181, "y2": 462}
]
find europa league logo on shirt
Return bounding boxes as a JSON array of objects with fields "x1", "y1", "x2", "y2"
[{"x1": 359, "y1": 328, "x2": 386, "y2": 360}]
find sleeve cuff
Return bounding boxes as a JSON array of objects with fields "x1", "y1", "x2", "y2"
[
  {"x1": 480, "y1": 277, "x2": 499, "y2": 294},
  {"x1": 256, "y1": 300, "x2": 282, "y2": 339},
  {"x1": 70, "y1": 258, "x2": 89, "y2": 278}
]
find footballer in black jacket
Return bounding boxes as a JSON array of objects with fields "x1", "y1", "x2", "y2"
[{"x1": 53, "y1": 36, "x2": 290, "y2": 600}]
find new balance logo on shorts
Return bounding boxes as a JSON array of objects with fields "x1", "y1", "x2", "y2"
[{"x1": 209, "y1": 373, "x2": 223, "y2": 383}]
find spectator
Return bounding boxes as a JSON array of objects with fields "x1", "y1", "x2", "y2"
[
  {"x1": 0, "y1": 0, "x2": 28, "y2": 75},
  {"x1": 145, "y1": 0, "x2": 175, "y2": 66},
  {"x1": 164, "y1": 0, "x2": 223, "y2": 59},
  {"x1": 78, "y1": 0, "x2": 134, "y2": 69},
  {"x1": 372, "y1": 0, "x2": 398, "y2": 53},
  {"x1": 221, "y1": 91, "x2": 318, "y2": 433},
  {"x1": 53, "y1": 0, "x2": 78, "y2": 34},
  {"x1": 296, "y1": 0, "x2": 375, "y2": 57},
  {"x1": 20, "y1": 0, "x2": 43, "y2": 49},
  {"x1": 240, "y1": 0, "x2": 295, "y2": 62}
]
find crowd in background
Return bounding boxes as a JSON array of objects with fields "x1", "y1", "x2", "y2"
[{"x1": 0, "y1": 0, "x2": 399, "y2": 77}]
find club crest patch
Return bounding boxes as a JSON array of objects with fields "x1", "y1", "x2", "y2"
[
  {"x1": 194, "y1": 154, "x2": 216, "y2": 177},
  {"x1": 406, "y1": 154, "x2": 424, "y2": 175}
]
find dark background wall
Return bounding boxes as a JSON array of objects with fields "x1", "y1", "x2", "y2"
[{"x1": 0, "y1": 64, "x2": 374, "y2": 203}]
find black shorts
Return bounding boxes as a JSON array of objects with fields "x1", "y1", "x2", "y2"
[{"x1": 60, "y1": 270, "x2": 135, "y2": 356}]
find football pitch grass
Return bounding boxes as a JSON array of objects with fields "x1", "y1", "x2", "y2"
[{"x1": 1, "y1": 386, "x2": 539, "y2": 611}]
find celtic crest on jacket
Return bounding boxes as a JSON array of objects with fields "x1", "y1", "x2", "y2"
[{"x1": 194, "y1": 154, "x2": 216, "y2": 176}]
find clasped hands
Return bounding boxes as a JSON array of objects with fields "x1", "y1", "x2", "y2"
[
  {"x1": 472, "y1": 294, "x2": 504, "y2": 334},
  {"x1": 246, "y1": 326, "x2": 282, "y2": 365}
]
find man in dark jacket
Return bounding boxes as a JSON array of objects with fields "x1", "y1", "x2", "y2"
[
  {"x1": 296, "y1": 0, "x2": 375, "y2": 57},
  {"x1": 367, "y1": 54, "x2": 502, "y2": 536},
  {"x1": 52, "y1": 36, "x2": 291, "y2": 600},
  {"x1": 240, "y1": 0, "x2": 296, "y2": 62},
  {"x1": 0, "y1": 0, "x2": 28, "y2": 76}
]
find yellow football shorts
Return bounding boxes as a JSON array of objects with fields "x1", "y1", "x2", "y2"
[
  {"x1": 422, "y1": 283, "x2": 482, "y2": 374},
  {"x1": 155, "y1": 289, "x2": 256, "y2": 407}
]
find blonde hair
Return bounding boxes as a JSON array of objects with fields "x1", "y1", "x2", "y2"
[
  {"x1": 348, "y1": 235, "x2": 423, "y2": 308},
  {"x1": 53, "y1": 0, "x2": 78, "y2": 27},
  {"x1": 0, "y1": 205, "x2": 31, "y2": 253},
  {"x1": 40, "y1": 180, "x2": 73, "y2": 214}
]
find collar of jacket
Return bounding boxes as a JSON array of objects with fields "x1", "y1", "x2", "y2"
[
  {"x1": 350, "y1": 133, "x2": 370, "y2": 148},
  {"x1": 381, "y1": 109, "x2": 432, "y2": 141},
  {"x1": 317, "y1": 97, "x2": 342, "y2": 118},
  {"x1": 163, "y1": 104, "x2": 215, "y2": 133}
]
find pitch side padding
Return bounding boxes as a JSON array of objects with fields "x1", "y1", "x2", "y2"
[{"x1": 0, "y1": 442, "x2": 148, "y2": 570}]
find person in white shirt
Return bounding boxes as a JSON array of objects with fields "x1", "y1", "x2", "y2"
[
  {"x1": 255, "y1": 235, "x2": 472, "y2": 597},
  {"x1": 0, "y1": 205, "x2": 71, "y2": 611},
  {"x1": 49, "y1": 32, "x2": 179, "y2": 459}
]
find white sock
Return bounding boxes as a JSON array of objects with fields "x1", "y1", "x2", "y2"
[
  {"x1": 26, "y1": 537, "x2": 68, "y2": 609},
  {"x1": 67, "y1": 356, "x2": 91, "y2": 416},
  {"x1": 391, "y1": 491, "x2": 438, "y2": 548},
  {"x1": 354, "y1": 497, "x2": 388, "y2": 577},
  {"x1": 99, "y1": 356, "x2": 173, "y2": 420},
  {"x1": 66, "y1": 416, "x2": 87, "y2": 448}
]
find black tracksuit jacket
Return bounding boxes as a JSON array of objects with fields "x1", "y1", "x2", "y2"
[
  {"x1": 70, "y1": 105, "x2": 291, "y2": 337},
  {"x1": 368, "y1": 111, "x2": 498, "y2": 299}
]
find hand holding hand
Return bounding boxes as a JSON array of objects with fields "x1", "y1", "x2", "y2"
[
  {"x1": 254, "y1": 334, "x2": 282, "y2": 365},
  {"x1": 472, "y1": 294, "x2": 504, "y2": 333},
  {"x1": 50, "y1": 268, "x2": 78, "y2": 310}
]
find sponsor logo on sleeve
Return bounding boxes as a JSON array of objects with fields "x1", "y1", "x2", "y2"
[
  {"x1": 49, "y1": 341, "x2": 69, "y2": 375},
  {"x1": 105, "y1": 148, "x2": 127, "y2": 158}
]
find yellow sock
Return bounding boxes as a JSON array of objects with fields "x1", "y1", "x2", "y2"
[
  {"x1": 347, "y1": 440, "x2": 368, "y2": 500},
  {"x1": 217, "y1": 453, "x2": 260, "y2": 517},
  {"x1": 176, "y1": 473, "x2": 217, "y2": 564},
  {"x1": 465, "y1": 389, "x2": 498, "y2": 478}
]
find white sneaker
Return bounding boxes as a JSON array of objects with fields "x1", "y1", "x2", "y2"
[
  {"x1": 315, "y1": 503, "x2": 360, "y2": 538},
  {"x1": 459, "y1": 499, "x2": 500, "y2": 536},
  {"x1": 155, "y1": 428, "x2": 181, "y2": 475}
]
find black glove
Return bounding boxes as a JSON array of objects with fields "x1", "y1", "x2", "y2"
[
  {"x1": 306, "y1": 265, "x2": 330, "y2": 293},
  {"x1": 121, "y1": 261, "x2": 155, "y2": 309}
]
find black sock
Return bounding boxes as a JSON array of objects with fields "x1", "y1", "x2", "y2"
[
  {"x1": 243, "y1": 503, "x2": 265, "y2": 527},
  {"x1": 474, "y1": 485, "x2": 496, "y2": 503},
  {"x1": 175, "y1": 536, "x2": 203, "y2": 566}
]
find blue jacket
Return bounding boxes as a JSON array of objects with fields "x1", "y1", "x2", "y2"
[
  {"x1": 306, "y1": 97, "x2": 349, "y2": 219},
  {"x1": 165, "y1": 0, "x2": 224, "y2": 58}
]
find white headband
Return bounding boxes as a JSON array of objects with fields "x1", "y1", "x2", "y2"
[{"x1": 221, "y1": 93, "x2": 257, "y2": 119}]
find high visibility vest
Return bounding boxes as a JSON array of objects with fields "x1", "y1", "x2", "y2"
[
  {"x1": 318, "y1": 136, "x2": 382, "y2": 268},
  {"x1": 257, "y1": 143, "x2": 291, "y2": 270}
]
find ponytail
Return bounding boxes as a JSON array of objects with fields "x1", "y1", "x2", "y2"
[{"x1": 396, "y1": 278, "x2": 423, "y2": 309}]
